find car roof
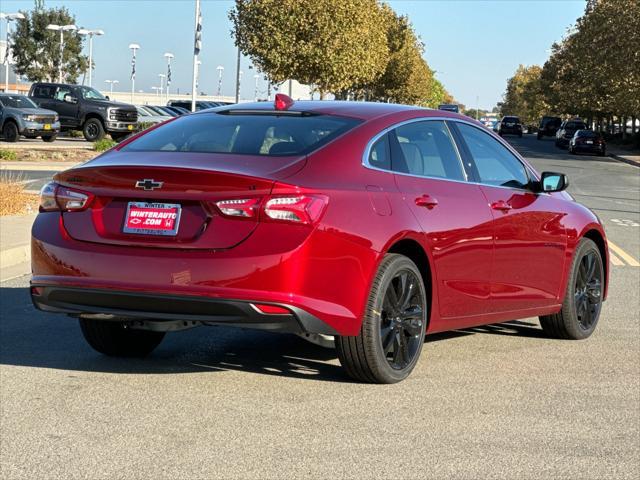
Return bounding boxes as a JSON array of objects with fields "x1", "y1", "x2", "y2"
[{"x1": 205, "y1": 100, "x2": 459, "y2": 121}]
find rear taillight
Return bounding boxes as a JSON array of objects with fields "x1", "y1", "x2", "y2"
[
  {"x1": 214, "y1": 194, "x2": 328, "y2": 224},
  {"x1": 263, "y1": 195, "x2": 327, "y2": 224},
  {"x1": 39, "y1": 182, "x2": 93, "y2": 212},
  {"x1": 215, "y1": 198, "x2": 260, "y2": 218}
]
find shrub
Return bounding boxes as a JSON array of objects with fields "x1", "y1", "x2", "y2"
[
  {"x1": 93, "y1": 138, "x2": 117, "y2": 152},
  {"x1": 0, "y1": 149, "x2": 18, "y2": 161}
]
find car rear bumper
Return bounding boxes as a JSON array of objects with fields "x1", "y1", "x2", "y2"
[
  {"x1": 31, "y1": 285, "x2": 335, "y2": 334},
  {"x1": 573, "y1": 144, "x2": 605, "y2": 153},
  {"x1": 31, "y1": 212, "x2": 378, "y2": 336}
]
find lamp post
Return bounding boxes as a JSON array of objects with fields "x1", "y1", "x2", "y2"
[
  {"x1": 158, "y1": 73, "x2": 165, "y2": 100},
  {"x1": 1, "y1": 12, "x2": 25, "y2": 93},
  {"x1": 104, "y1": 79, "x2": 118, "y2": 96},
  {"x1": 195, "y1": 60, "x2": 202, "y2": 92},
  {"x1": 151, "y1": 86, "x2": 161, "y2": 97},
  {"x1": 163, "y1": 52, "x2": 173, "y2": 103},
  {"x1": 216, "y1": 65, "x2": 224, "y2": 97},
  {"x1": 46, "y1": 23, "x2": 77, "y2": 83},
  {"x1": 77, "y1": 28, "x2": 104, "y2": 87},
  {"x1": 128, "y1": 43, "x2": 140, "y2": 103}
]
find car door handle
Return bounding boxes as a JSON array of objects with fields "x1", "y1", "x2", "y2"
[
  {"x1": 490, "y1": 200, "x2": 512, "y2": 212},
  {"x1": 415, "y1": 195, "x2": 438, "y2": 209}
]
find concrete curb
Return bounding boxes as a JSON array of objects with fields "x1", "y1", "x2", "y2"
[
  {"x1": 0, "y1": 243, "x2": 30, "y2": 269},
  {"x1": 609, "y1": 153, "x2": 640, "y2": 167}
]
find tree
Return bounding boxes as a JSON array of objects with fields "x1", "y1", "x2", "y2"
[
  {"x1": 230, "y1": 0, "x2": 389, "y2": 98},
  {"x1": 10, "y1": 0, "x2": 87, "y2": 83},
  {"x1": 501, "y1": 64, "x2": 548, "y2": 125}
]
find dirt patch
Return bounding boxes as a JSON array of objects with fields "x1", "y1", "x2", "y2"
[{"x1": 0, "y1": 174, "x2": 38, "y2": 216}]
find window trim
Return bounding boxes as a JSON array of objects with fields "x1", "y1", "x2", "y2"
[
  {"x1": 362, "y1": 116, "x2": 539, "y2": 193},
  {"x1": 362, "y1": 117, "x2": 469, "y2": 182}
]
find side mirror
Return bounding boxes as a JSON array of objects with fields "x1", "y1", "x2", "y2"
[
  {"x1": 64, "y1": 94, "x2": 77, "y2": 104},
  {"x1": 105, "y1": 95, "x2": 110, "y2": 100},
  {"x1": 538, "y1": 171, "x2": 568, "y2": 193}
]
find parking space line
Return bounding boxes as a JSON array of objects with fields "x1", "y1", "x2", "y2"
[
  {"x1": 609, "y1": 252, "x2": 625, "y2": 266},
  {"x1": 608, "y1": 241, "x2": 640, "y2": 267}
]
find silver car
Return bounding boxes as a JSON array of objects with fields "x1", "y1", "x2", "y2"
[{"x1": 0, "y1": 94, "x2": 60, "y2": 142}]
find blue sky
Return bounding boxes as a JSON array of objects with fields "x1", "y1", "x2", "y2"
[{"x1": 1, "y1": 0, "x2": 586, "y2": 108}]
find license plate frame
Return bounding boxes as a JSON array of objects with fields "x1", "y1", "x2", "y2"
[
  {"x1": 123, "y1": 202, "x2": 182, "y2": 236},
  {"x1": 586, "y1": 140, "x2": 594, "y2": 144},
  {"x1": 43, "y1": 124, "x2": 51, "y2": 130}
]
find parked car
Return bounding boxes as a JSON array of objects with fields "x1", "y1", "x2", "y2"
[
  {"x1": 438, "y1": 104, "x2": 459, "y2": 113},
  {"x1": 0, "y1": 93, "x2": 60, "y2": 142},
  {"x1": 537, "y1": 116, "x2": 562, "y2": 140},
  {"x1": 167, "y1": 100, "x2": 218, "y2": 112},
  {"x1": 498, "y1": 116, "x2": 523, "y2": 137},
  {"x1": 569, "y1": 129, "x2": 606, "y2": 156},
  {"x1": 164, "y1": 105, "x2": 190, "y2": 116},
  {"x1": 151, "y1": 105, "x2": 181, "y2": 117},
  {"x1": 555, "y1": 119, "x2": 588, "y2": 148},
  {"x1": 28, "y1": 83, "x2": 138, "y2": 142},
  {"x1": 135, "y1": 106, "x2": 172, "y2": 125},
  {"x1": 31, "y1": 95, "x2": 609, "y2": 384}
]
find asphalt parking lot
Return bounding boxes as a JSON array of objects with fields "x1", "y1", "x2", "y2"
[{"x1": 1, "y1": 135, "x2": 638, "y2": 479}]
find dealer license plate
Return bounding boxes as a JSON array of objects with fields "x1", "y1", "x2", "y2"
[{"x1": 123, "y1": 202, "x2": 181, "y2": 236}]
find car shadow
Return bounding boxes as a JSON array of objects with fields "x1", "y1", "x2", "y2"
[{"x1": 0, "y1": 285, "x2": 547, "y2": 382}]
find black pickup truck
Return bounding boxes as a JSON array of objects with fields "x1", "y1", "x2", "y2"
[{"x1": 28, "y1": 83, "x2": 138, "y2": 142}]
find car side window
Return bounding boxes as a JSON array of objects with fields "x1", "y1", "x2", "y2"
[
  {"x1": 368, "y1": 133, "x2": 391, "y2": 170},
  {"x1": 54, "y1": 86, "x2": 74, "y2": 101},
  {"x1": 456, "y1": 123, "x2": 529, "y2": 189},
  {"x1": 391, "y1": 120, "x2": 465, "y2": 181},
  {"x1": 32, "y1": 85, "x2": 55, "y2": 99}
]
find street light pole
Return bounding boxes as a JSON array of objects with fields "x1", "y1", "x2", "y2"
[
  {"x1": 46, "y1": 24, "x2": 77, "y2": 83},
  {"x1": 253, "y1": 74, "x2": 259, "y2": 102},
  {"x1": 216, "y1": 65, "x2": 224, "y2": 98},
  {"x1": 129, "y1": 43, "x2": 140, "y2": 103},
  {"x1": 158, "y1": 74, "x2": 165, "y2": 99},
  {"x1": 1, "y1": 12, "x2": 25, "y2": 93},
  {"x1": 234, "y1": 46, "x2": 241, "y2": 103},
  {"x1": 104, "y1": 79, "x2": 118, "y2": 96},
  {"x1": 77, "y1": 28, "x2": 104, "y2": 87}
]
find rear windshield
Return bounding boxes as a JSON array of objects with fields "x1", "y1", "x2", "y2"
[
  {"x1": 566, "y1": 122, "x2": 587, "y2": 130},
  {"x1": 577, "y1": 130, "x2": 597, "y2": 137},
  {"x1": 503, "y1": 117, "x2": 520, "y2": 123},
  {"x1": 122, "y1": 113, "x2": 362, "y2": 156}
]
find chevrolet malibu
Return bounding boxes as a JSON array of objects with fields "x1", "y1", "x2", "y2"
[{"x1": 31, "y1": 95, "x2": 609, "y2": 383}]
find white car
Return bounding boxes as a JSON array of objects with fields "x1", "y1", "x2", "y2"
[{"x1": 135, "y1": 105, "x2": 172, "y2": 125}]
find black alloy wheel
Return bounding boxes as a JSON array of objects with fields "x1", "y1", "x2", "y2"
[
  {"x1": 336, "y1": 254, "x2": 427, "y2": 383},
  {"x1": 2, "y1": 121, "x2": 19, "y2": 142},
  {"x1": 380, "y1": 269, "x2": 425, "y2": 370},
  {"x1": 574, "y1": 250, "x2": 603, "y2": 332},
  {"x1": 540, "y1": 238, "x2": 604, "y2": 340}
]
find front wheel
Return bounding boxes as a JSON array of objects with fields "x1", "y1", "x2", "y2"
[
  {"x1": 2, "y1": 121, "x2": 19, "y2": 142},
  {"x1": 42, "y1": 134, "x2": 57, "y2": 143},
  {"x1": 336, "y1": 254, "x2": 427, "y2": 383},
  {"x1": 79, "y1": 318, "x2": 165, "y2": 357},
  {"x1": 539, "y1": 238, "x2": 604, "y2": 339},
  {"x1": 83, "y1": 118, "x2": 105, "y2": 142}
]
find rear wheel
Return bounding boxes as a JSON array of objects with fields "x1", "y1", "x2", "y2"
[
  {"x1": 539, "y1": 238, "x2": 604, "y2": 340},
  {"x1": 336, "y1": 254, "x2": 427, "y2": 384},
  {"x1": 2, "y1": 121, "x2": 19, "y2": 142},
  {"x1": 83, "y1": 118, "x2": 105, "y2": 142},
  {"x1": 110, "y1": 132, "x2": 130, "y2": 142},
  {"x1": 79, "y1": 318, "x2": 165, "y2": 357}
]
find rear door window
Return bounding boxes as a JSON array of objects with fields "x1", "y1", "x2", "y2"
[
  {"x1": 32, "y1": 85, "x2": 55, "y2": 99},
  {"x1": 122, "y1": 113, "x2": 362, "y2": 156},
  {"x1": 390, "y1": 120, "x2": 466, "y2": 181}
]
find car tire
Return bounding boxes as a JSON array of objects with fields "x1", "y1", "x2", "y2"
[
  {"x1": 537, "y1": 132, "x2": 542, "y2": 140},
  {"x1": 79, "y1": 318, "x2": 165, "y2": 357},
  {"x1": 336, "y1": 253, "x2": 427, "y2": 384},
  {"x1": 83, "y1": 118, "x2": 105, "y2": 142},
  {"x1": 539, "y1": 238, "x2": 604, "y2": 340},
  {"x1": 599, "y1": 149, "x2": 606, "y2": 157},
  {"x1": 2, "y1": 121, "x2": 20, "y2": 142},
  {"x1": 42, "y1": 134, "x2": 57, "y2": 143}
]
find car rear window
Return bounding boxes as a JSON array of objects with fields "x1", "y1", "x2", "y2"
[
  {"x1": 503, "y1": 117, "x2": 520, "y2": 123},
  {"x1": 577, "y1": 130, "x2": 597, "y2": 137},
  {"x1": 566, "y1": 122, "x2": 587, "y2": 130},
  {"x1": 121, "y1": 112, "x2": 362, "y2": 156}
]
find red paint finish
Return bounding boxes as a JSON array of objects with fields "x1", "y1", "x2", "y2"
[{"x1": 31, "y1": 101, "x2": 609, "y2": 336}]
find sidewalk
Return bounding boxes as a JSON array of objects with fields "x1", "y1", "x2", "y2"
[{"x1": 0, "y1": 214, "x2": 36, "y2": 282}]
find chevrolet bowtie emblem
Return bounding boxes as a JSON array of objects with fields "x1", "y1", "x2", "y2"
[{"x1": 135, "y1": 179, "x2": 164, "y2": 191}]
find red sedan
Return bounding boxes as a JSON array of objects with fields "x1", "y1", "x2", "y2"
[{"x1": 31, "y1": 95, "x2": 609, "y2": 383}]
